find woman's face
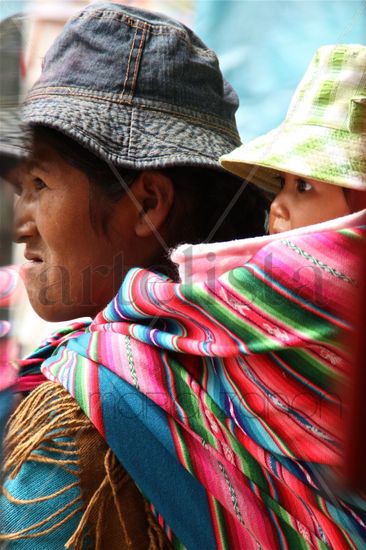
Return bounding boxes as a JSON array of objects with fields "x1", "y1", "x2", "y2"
[
  {"x1": 12, "y1": 142, "x2": 140, "y2": 321},
  {"x1": 269, "y1": 173, "x2": 351, "y2": 234}
]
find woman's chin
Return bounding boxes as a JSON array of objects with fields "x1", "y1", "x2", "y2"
[{"x1": 26, "y1": 292, "x2": 97, "y2": 322}]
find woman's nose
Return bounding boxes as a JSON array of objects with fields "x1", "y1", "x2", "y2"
[
  {"x1": 13, "y1": 195, "x2": 38, "y2": 244},
  {"x1": 268, "y1": 192, "x2": 290, "y2": 234}
]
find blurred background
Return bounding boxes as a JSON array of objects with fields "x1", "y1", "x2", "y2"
[{"x1": 0, "y1": 0, "x2": 365, "y2": 355}]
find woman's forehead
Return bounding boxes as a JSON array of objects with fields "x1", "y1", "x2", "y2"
[
  {"x1": 24, "y1": 156, "x2": 50, "y2": 173},
  {"x1": 27, "y1": 141, "x2": 80, "y2": 176}
]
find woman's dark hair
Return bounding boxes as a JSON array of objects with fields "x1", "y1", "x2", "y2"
[
  {"x1": 31, "y1": 126, "x2": 268, "y2": 248},
  {"x1": 0, "y1": 154, "x2": 21, "y2": 179}
]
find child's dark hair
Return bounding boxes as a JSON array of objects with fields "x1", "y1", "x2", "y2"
[{"x1": 31, "y1": 126, "x2": 268, "y2": 247}]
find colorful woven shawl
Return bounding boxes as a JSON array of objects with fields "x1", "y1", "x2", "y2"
[{"x1": 17, "y1": 215, "x2": 366, "y2": 550}]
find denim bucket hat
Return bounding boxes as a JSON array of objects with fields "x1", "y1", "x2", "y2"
[
  {"x1": 22, "y1": 2, "x2": 241, "y2": 170},
  {"x1": 220, "y1": 44, "x2": 366, "y2": 192}
]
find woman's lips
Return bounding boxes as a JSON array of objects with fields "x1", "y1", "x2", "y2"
[
  {"x1": 24, "y1": 251, "x2": 43, "y2": 263},
  {"x1": 21, "y1": 252, "x2": 44, "y2": 276},
  {"x1": 25, "y1": 259, "x2": 43, "y2": 263}
]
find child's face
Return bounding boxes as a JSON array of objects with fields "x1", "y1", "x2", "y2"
[{"x1": 269, "y1": 173, "x2": 351, "y2": 234}]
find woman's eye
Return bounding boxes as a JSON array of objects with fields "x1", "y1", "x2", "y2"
[
  {"x1": 296, "y1": 178, "x2": 313, "y2": 193},
  {"x1": 33, "y1": 177, "x2": 47, "y2": 191}
]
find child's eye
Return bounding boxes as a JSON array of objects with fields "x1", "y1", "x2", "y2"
[{"x1": 296, "y1": 178, "x2": 313, "y2": 193}]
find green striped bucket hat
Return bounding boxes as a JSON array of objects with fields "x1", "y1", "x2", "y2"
[{"x1": 220, "y1": 44, "x2": 366, "y2": 193}]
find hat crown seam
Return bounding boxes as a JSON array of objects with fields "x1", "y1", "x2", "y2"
[{"x1": 77, "y1": 7, "x2": 200, "y2": 45}]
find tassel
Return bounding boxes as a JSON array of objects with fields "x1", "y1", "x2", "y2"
[
  {"x1": 65, "y1": 473, "x2": 110, "y2": 549},
  {"x1": 4, "y1": 382, "x2": 88, "y2": 478},
  {"x1": 105, "y1": 449, "x2": 133, "y2": 548}
]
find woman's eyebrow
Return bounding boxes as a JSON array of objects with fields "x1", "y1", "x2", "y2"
[{"x1": 27, "y1": 159, "x2": 50, "y2": 174}]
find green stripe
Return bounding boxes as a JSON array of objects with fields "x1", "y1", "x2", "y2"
[
  {"x1": 169, "y1": 356, "x2": 218, "y2": 450},
  {"x1": 170, "y1": 401, "x2": 196, "y2": 475},
  {"x1": 228, "y1": 268, "x2": 338, "y2": 347},
  {"x1": 183, "y1": 281, "x2": 278, "y2": 354},
  {"x1": 261, "y1": 492, "x2": 329, "y2": 550},
  {"x1": 169, "y1": 356, "x2": 271, "y2": 491},
  {"x1": 74, "y1": 358, "x2": 89, "y2": 416},
  {"x1": 275, "y1": 348, "x2": 341, "y2": 392},
  {"x1": 338, "y1": 228, "x2": 362, "y2": 240},
  {"x1": 210, "y1": 497, "x2": 231, "y2": 550}
]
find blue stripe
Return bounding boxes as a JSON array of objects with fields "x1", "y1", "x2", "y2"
[{"x1": 101, "y1": 370, "x2": 217, "y2": 550}]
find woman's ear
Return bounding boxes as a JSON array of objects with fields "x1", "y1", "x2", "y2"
[{"x1": 133, "y1": 171, "x2": 174, "y2": 238}]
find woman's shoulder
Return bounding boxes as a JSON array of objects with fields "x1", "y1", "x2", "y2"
[{"x1": 1, "y1": 381, "x2": 172, "y2": 549}]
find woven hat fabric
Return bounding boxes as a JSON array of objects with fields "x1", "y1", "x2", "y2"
[
  {"x1": 22, "y1": 2, "x2": 241, "y2": 170},
  {"x1": 220, "y1": 44, "x2": 366, "y2": 192}
]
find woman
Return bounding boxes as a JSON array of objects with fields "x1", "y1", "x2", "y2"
[{"x1": 0, "y1": 3, "x2": 266, "y2": 549}]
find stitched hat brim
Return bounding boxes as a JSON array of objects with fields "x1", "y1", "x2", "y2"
[
  {"x1": 220, "y1": 123, "x2": 366, "y2": 193},
  {"x1": 22, "y1": 94, "x2": 241, "y2": 171}
]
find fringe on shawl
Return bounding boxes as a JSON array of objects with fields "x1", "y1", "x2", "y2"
[
  {"x1": 1, "y1": 382, "x2": 85, "y2": 542},
  {"x1": 66, "y1": 449, "x2": 170, "y2": 550},
  {"x1": 1, "y1": 381, "x2": 172, "y2": 549}
]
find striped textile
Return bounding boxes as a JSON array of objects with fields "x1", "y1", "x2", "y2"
[
  {"x1": 0, "y1": 264, "x2": 24, "y2": 390},
  {"x1": 0, "y1": 266, "x2": 23, "y2": 454},
  {"x1": 0, "y1": 265, "x2": 23, "y2": 326},
  {"x1": 17, "y1": 219, "x2": 366, "y2": 549}
]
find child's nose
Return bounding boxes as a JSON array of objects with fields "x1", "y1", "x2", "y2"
[{"x1": 268, "y1": 193, "x2": 290, "y2": 234}]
